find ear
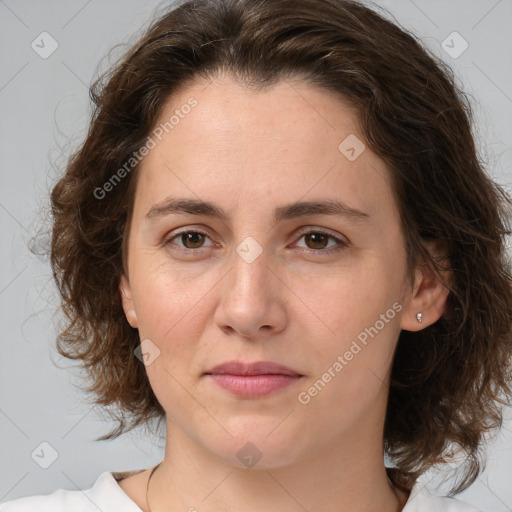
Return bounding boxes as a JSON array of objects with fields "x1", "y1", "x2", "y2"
[
  {"x1": 400, "y1": 241, "x2": 451, "y2": 332},
  {"x1": 119, "y1": 274, "x2": 138, "y2": 328}
]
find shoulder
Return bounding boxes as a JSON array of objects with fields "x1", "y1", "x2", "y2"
[
  {"x1": 0, "y1": 471, "x2": 143, "y2": 512},
  {"x1": 402, "y1": 478, "x2": 483, "y2": 512}
]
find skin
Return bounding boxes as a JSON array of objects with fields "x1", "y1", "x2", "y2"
[{"x1": 118, "y1": 73, "x2": 449, "y2": 512}]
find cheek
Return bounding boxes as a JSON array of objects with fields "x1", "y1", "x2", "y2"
[
  {"x1": 130, "y1": 265, "x2": 211, "y2": 413},
  {"x1": 313, "y1": 257, "x2": 403, "y2": 337},
  {"x1": 301, "y1": 257, "x2": 404, "y2": 400},
  {"x1": 297, "y1": 287, "x2": 401, "y2": 431},
  {"x1": 129, "y1": 257, "x2": 211, "y2": 360}
]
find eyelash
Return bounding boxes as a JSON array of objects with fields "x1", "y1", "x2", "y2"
[{"x1": 163, "y1": 228, "x2": 348, "y2": 255}]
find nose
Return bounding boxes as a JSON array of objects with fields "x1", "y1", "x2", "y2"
[{"x1": 213, "y1": 242, "x2": 288, "y2": 339}]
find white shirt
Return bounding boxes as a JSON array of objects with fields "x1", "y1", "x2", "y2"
[{"x1": 0, "y1": 469, "x2": 483, "y2": 511}]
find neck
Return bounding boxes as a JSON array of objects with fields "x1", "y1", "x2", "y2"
[{"x1": 146, "y1": 421, "x2": 407, "y2": 512}]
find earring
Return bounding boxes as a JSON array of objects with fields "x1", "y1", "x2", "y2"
[{"x1": 416, "y1": 312, "x2": 423, "y2": 323}]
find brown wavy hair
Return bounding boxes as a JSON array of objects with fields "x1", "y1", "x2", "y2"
[{"x1": 49, "y1": 0, "x2": 512, "y2": 495}]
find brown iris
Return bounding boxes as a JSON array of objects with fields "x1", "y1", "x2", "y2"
[
  {"x1": 303, "y1": 232, "x2": 329, "y2": 250},
  {"x1": 181, "y1": 232, "x2": 207, "y2": 249}
]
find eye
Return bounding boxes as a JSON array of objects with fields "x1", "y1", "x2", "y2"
[
  {"x1": 163, "y1": 228, "x2": 348, "y2": 254},
  {"x1": 164, "y1": 230, "x2": 215, "y2": 250},
  {"x1": 294, "y1": 229, "x2": 348, "y2": 253}
]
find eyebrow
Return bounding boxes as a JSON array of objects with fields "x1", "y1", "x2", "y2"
[{"x1": 145, "y1": 197, "x2": 370, "y2": 225}]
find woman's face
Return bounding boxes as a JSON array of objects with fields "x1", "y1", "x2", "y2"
[{"x1": 120, "y1": 74, "x2": 424, "y2": 468}]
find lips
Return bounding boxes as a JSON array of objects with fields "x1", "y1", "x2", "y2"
[
  {"x1": 204, "y1": 360, "x2": 303, "y2": 398},
  {"x1": 205, "y1": 360, "x2": 302, "y2": 377}
]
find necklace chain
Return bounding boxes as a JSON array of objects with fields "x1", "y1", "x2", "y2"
[
  {"x1": 144, "y1": 462, "x2": 403, "y2": 511},
  {"x1": 145, "y1": 462, "x2": 162, "y2": 512}
]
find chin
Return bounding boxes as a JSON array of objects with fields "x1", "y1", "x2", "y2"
[{"x1": 202, "y1": 417, "x2": 307, "y2": 470}]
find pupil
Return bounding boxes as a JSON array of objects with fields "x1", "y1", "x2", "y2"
[{"x1": 306, "y1": 233, "x2": 327, "y2": 249}]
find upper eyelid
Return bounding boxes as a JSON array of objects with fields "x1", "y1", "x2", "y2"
[{"x1": 295, "y1": 226, "x2": 345, "y2": 240}]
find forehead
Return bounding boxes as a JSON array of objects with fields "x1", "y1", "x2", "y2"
[
  {"x1": 133, "y1": 75, "x2": 396, "y2": 225},
  {"x1": 152, "y1": 75, "x2": 365, "y2": 161}
]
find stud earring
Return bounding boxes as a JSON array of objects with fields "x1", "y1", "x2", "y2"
[{"x1": 416, "y1": 312, "x2": 423, "y2": 323}]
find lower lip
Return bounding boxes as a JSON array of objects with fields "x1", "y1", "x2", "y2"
[{"x1": 206, "y1": 374, "x2": 302, "y2": 398}]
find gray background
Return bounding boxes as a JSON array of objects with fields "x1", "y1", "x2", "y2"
[{"x1": 0, "y1": 0, "x2": 511, "y2": 510}]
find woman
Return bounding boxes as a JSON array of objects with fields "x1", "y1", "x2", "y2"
[{"x1": 2, "y1": 0, "x2": 511, "y2": 510}]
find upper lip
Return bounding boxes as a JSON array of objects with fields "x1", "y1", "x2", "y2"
[{"x1": 205, "y1": 361, "x2": 302, "y2": 376}]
